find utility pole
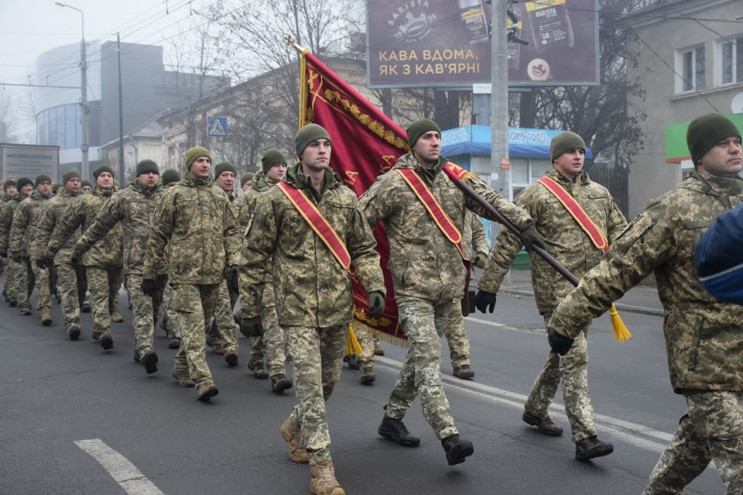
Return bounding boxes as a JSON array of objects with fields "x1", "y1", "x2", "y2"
[
  {"x1": 491, "y1": 0, "x2": 510, "y2": 199},
  {"x1": 117, "y1": 33, "x2": 125, "y2": 181}
]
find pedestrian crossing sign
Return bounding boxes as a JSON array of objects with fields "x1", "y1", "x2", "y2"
[{"x1": 207, "y1": 116, "x2": 228, "y2": 137}]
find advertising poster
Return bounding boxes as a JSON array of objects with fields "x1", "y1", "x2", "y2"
[{"x1": 366, "y1": 0, "x2": 599, "y2": 88}]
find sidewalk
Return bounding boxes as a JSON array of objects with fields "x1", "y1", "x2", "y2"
[{"x1": 471, "y1": 268, "x2": 664, "y2": 317}]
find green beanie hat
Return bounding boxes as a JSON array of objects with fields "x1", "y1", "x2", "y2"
[
  {"x1": 35, "y1": 174, "x2": 53, "y2": 187},
  {"x1": 94, "y1": 165, "x2": 115, "y2": 179},
  {"x1": 240, "y1": 172, "x2": 254, "y2": 187},
  {"x1": 550, "y1": 131, "x2": 586, "y2": 161},
  {"x1": 62, "y1": 169, "x2": 81, "y2": 185},
  {"x1": 136, "y1": 159, "x2": 159, "y2": 177},
  {"x1": 406, "y1": 118, "x2": 441, "y2": 148},
  {"x1": 295, "y1": 124, "x2": 331, "y2": 157},
  {"x1": 81, "y1": 180, "x2": 92, "y2": 189},
  {"x1": 3, "y1": 179, "x2": 16, "y2": 191},
  {"x1": 687, "y1": 113, "x2": 741, "y2": 164},
  {"x1": 213, "y1": 161, "x2": 236, "y2": 179},
  {"x1": 185, "y1": 146, "x2": 211, "y2": 169},
  {"x1": 16, "y1": 177, "x2": 33, "y2": 190},
  {"x1": 261, "y1": 149, "x2": 287, "y2": 173},
  {"x1": 161, "y1": 169, "x2": 181, "y2": 186}
]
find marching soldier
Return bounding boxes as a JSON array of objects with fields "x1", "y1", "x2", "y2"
[
  {"x1": 158, "y1": 168, "x2": 182, "y2": 349},
  {"x1": 0, "y1": 177, "x2": 29, "y2": 307}
]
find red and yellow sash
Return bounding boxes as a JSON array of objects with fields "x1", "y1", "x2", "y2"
[
  {"x1": 276, "y1": 181, "x2": 352, "y2": 273},
  {"x1": 397, "y1": 165, "x2": 467, "y2": 261},
  {"x1": 537, "y1": 176, "x2": 608, "y2": 253}
]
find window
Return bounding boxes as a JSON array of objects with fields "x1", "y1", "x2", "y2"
[
  {"x1": 676, "y1": 45, "x2": 705, "y2": 92},
  {"x1": 720, "y1": 36, "x2": 743, "y2": 85}
]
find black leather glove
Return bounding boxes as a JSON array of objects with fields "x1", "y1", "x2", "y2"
[
  {"x1": 141, "y1": 279, "x2": 157, "y2": 298},
  {"x1": 239, "y1": 316, "x2": 263, "y2": 337},
  {"x1": 35, "y1": 258, "x2": 48, "y2": 269},
  {"x1": 228, "y1": 265, "x2": 239, "y2": 292},
  {"x1": 547, "y1": 329, "x2": 574, "y2": 355},
  {"x1": 367, "y1": 291, "x2": 385, "y2": 317},
  {"x1": 472, "y1": 252, "x2": 488, "y2": 269},
  {"x1": 520, "y1": 225, "x2": 546, "y2": 252},
  {"x1": 474, "y1": 290, "x2": 496, "y2": 313}
]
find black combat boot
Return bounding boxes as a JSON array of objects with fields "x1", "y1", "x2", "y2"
[
  {"x1": 441, "y1": 434, "x2": 474, "y2": 466},
  {"x1": 378, "y1": 415, "x2": 420, "y2": 447},
  {"x1": 575, "y1": 436, "x2": 614, "y2": 461},
  {"x1": 522, "y1": 411, "x2": 563, "y2": 436}
]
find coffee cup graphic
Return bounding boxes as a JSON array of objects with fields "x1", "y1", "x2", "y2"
[{"x1": 527, "y1": 58, "x2": 550, "y2": 81}]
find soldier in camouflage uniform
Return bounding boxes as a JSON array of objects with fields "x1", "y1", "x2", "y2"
[
  {"x1": 547, "y1": 114, "x2": 743, "y2": 493},
  {"x1": 50, "y1": 166, "x2": 123, "y2": 350},
  {"x1": 345, "y1": 320, "x2": 377, "y2": 385},
  {"x1": 241, "y1": 125, "x2": 384, "y2": 495},
  {"x1": 205, "y1": 161, "x2": 240, "y2": 366},
  {"x1": 237, "y1": 149, "x2": 291, "y2": 392},
  {"x1": 158, "y1": 169, "x2": 182, "y2": 349},
  {"x1": 143, "y1": 147, "x2": 239, "y2": 401},
  {"x1": 0, "y1": 179, "x2": 16, "y2": 296},
  {"x1": 0, "y1": 178, "x2": 30, "y2": 307},
  {"x1": 33, "y1": 170, "x2": 85, "y2": 337},
  {"x1": 476, "y1": 131, "x2": 625, "y2": 460},
  {"x1": 80, "y1": 180, "x2": 92, "y2": 194},
  {"x1": 73, "y1": 160, "x2": 165, "y2": 374},
  {"x1": 359, "y1": 118, "x2": 542, "y2": 467},
  {"x1": 10, "y1": 175, "x2": 54, "y2": 321}
]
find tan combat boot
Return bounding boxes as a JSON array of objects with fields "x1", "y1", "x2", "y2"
[
  {"x1": 40, "y1": 308, "x2": 53, "y2": 326},
  {"x1": 310, "y1": 464, "x2": 345, "y2": 495},
  {"x1": 280, "y1": 416, "x2": 309, "y2": 463}
]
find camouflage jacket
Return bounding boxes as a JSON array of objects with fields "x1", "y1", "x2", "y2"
[
  {"x1": 237, "y1": 170, "x2": 275, "y2": 233},
  {"x1": 359, "y1": 153, "x2": 532, "y2": 302},
  {"x1": 464, "y1": 209, "x2": 489, "y2": 260},
  {"x1": 75, "y1": 180, "x2": 163, "y2": 275},
  {"x1": 10, "y1": 190, "x2": 50, "y2": 257},
  {"x1": 0, "y1": 194, "x2": 21, "y2": 253},
  {"x1": 549, "y1": 170, "x2": 743, "y2": 393},
  {"x1": 144, "y1": 173, "x2": 239, "y2": 285},
  {"x1": 241, "y1": 163, "x2": 384, "y2": 328},
  {"x1": 50, "y1": 187, "x2": 122, "y2": 268},
  {"x1": 479, "y1": 168, "x2": 627, "y2": 315},
  {"x1": 32, "y1": 187, "x2": 83, "y2": 263}
]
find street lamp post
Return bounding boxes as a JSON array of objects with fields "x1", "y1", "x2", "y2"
[{"x1": 55, "y1": 1, "x2": 89, "y2": 180}]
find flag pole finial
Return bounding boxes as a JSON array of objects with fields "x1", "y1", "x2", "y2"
[{"x1": 284, "y1": 33, "x2": 305, "y2": 53}]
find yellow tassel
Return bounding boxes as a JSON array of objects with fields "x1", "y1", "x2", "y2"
[
  {"x1": 610, "y1": 304, "x2": 632, "y2": 342},
  {"x1": 346, "y1": 324, "x2": 363, "y2": 356}
]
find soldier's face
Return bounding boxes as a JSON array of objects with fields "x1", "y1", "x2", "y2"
[
  {"x1": 82, "y1": 186, "x2": 92, "y2": 194},
  {"x1": 19, "y1": 184, "x2": 32, "y2": 198},
  {"x1": 65, "y1": 177, "x2": 81, "y2": 193},
  {"x1": 698, "y1": 136, "x2": 742, "y2": 179},
  {"x1": 242, "y1": 180, "x2": 252, "y2": 191},
  {"x1": 552, "y1": 149, "x2": 585, "y2": 179},
  {"x1": 190, "y1": 156, "x2": 212, "y2": 179},
  {"x1": 215, "y1": 171, "x2": 235, "y2": 192},
  {"x1": 5, "y1": 185, "x2": 16, "y2": 196},
  {"x1": 97, "y1": 172, "x2": 113, "y2": 189},
  {"x1": 137, "y1": 172, "x2": 159, "y2": 188},
  {"x1": 266, "y1": 163, "x2": 287, "y2": 182},
  {"x1": 412, "y1": 131, "x2": 441, "y2": 167},
  {"x1": 37, "y1": 181, "x2": 52, "y2": 196},
  {"x1": 301, "y1": 139, "x2": 332, "y2": 172}
]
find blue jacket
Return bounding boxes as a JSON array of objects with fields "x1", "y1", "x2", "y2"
[{"x1": 695, "y1": 203, "x2": 743, "y2": 303}]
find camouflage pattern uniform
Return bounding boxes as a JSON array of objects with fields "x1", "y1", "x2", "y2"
[
  {"x1": 143, "y1": 173, "x2": 239, "y2": 394},
  {"x1": 242, "y1": 163, "x2": 384, "y2": 467},
  {"x1": 479, "y1": 167, "x2": 627, "y2": 443},
  {"x1": 10, "y1": 190, "x2": 51, "y2": 314},
  {"x1": 359, "y1": 152, "x2": 532, "y2": 441},
  {"x1": 445, "y1": 210, "x2": 489, "y2": 371},
  {"x1": 548, "y1": 169, "x2": 743, "y2": 493},
  {"x1": 52, "y1": 187, "x2": 123, "y2": 340},
  {"x1": 0, "y1": 194, "x2": 21, "y2": 303},
  {"x1": 74, "y1": 180, "x2": 165, "y2": 359},
  {"x1": 237, "y1": 170, "x2": 286, "y2": 378},
  {"x1": 33, "y1": 187, "x2": 86, "y2": 333}
]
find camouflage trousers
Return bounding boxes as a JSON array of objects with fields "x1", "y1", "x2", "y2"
[
  {"x1": 12, "y1": 257, "x2": 35, "y2": 311},
  {"x1": 443, "y1": 297, "x2": 471, "y2": 369},
  {"x1": 160, "y1": 283, "x2": 180, "y2": 339},
  {"x1": 30, "y1": 262, "x2": 51, "y2": 313},
  {"x1": 249, "y1": 283, "x2": 287, "y2": 377},
  {"x1": 385, "y1": 298, "x2": 458, "y2": 441},
  {"x1": 54, "y1": 262, "x2": 86, "y2": 329},
  {"x1": 125, "y1": 273, "x2": 165, "y2": 357},
  {"x1": 87, "y1": 265, "x2": 122, "y2": 337},
  {"x1": 206, "y1": 280, "x2": 238, "y2": 354},
  {"x1": 286, "y1": 324, "x2": 347, "y2": 467},
  {"x1": 172, "y1": 283, "x2": 220, "y2": 387},
  {"x1": 644, "y1": 391, "x2": 743, "y2": 495},
  {"x1": 4, "y1": 257, "x2": 21, "y2": 301},
  {"x1": 350, "y1": 320, "x2": 375, "y2": 371},
  {"x1": 524, "y1": 321, "x2": 596, "y2": 443}
]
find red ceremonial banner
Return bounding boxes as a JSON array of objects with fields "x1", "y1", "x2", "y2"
[{"x1": 299, "y1": 50, "x2": 409, "y2": 343}]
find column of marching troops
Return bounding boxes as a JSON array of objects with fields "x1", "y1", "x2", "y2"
[{"x1": 0, "y1": 113, "x2": 741, "y2": 495}]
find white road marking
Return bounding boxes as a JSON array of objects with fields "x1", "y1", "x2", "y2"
[{"x1": 75, "y1": 439, "x2": 165, "y2": 495}]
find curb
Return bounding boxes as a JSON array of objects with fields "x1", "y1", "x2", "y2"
[{"x1": 500, "y1": 288, "x2": 665, "y2": 318}]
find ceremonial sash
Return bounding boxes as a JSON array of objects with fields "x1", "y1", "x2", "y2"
[
  {"x1": 276, "y1": 182, "x2": 352, "y2": 273},
  {"x1": 397, "y1": 167, "x2": 468, "y2": 261},
  {"x1": 537, "y1": 176, "x2": 609, "y2": 253}
]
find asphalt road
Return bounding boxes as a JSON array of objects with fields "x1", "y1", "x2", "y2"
[{"x1": 0, "y1": 283, "x2": 725, "y2": 494}]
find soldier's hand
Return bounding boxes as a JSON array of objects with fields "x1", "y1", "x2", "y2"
[
  {"x1": 474, "y1": 290, "x2": 496, "y2": 313},
  {"x1": 141, "y1": 279, "x2": 157, "y2": 298},
  {"x1": 472, "y1": 252, "x2": 488, "y2": 269},
  {"x1": 239, "y1": 316, "x2": 263, "y2": 337},
  {"x1": 520, "y1": 225, "x2": 546, "y2": 252},
  {"x1": 228, "y1": 265, "x2": 239, "y2": 292},
  {"x1": 547, "y1": 329, "x2": 574, "y2": 355},
  {"x1": 35, "y1": 258, "x2": 48, "y2": 269},
  {"x1": 366, "y1": 291, "x2": 385, "y2": 317}
]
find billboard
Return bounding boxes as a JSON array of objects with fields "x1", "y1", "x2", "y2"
[{"x1": 366, "y1": 0, "x2": 599, "y2": 88}]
